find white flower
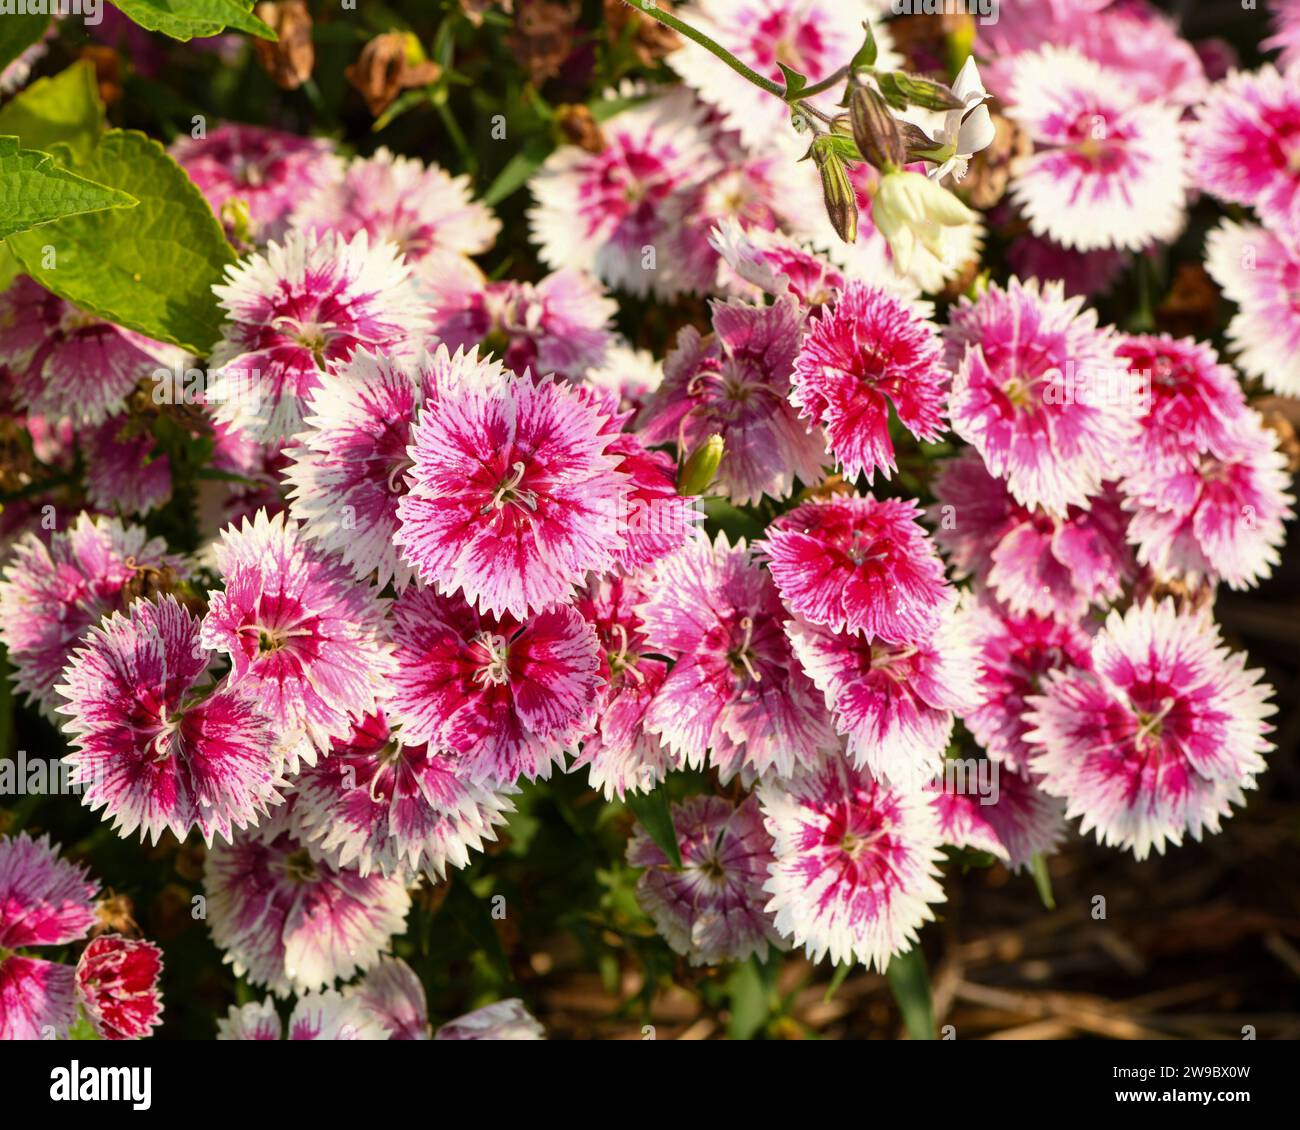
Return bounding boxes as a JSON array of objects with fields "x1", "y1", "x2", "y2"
[
  {"x1": 871, "y1": 169, "x2": 977, "y2": 276},
  {"x1": 928, "y1": 57, "x2": 996, "y2": 182}
]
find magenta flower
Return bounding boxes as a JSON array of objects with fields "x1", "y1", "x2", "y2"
[
  {"x1": 284, "y1": 347, "x2": 456, "y2": 591},
  {"x1": 0, "y1": 514, "x2": 181, "y2": 717},
  {"x1": 208, "y1": 229, "x2": 429, "y2": 440},
  {"x1": 758, "y1": 755, "x2": 946, "y2": 970},
  {"x1": 570, "y1": 575, "x2": 675, "y2": 801},
  {"x1": 627, "y1": 794, "x2": 782, "y2": 966},
  {"x1": 637, "y1": 534, "x2": 834, "y2": 782},
  {"x1": 394, "y1": 365, "x2": 628, "y2": 619},
  {"x1": 962, "y1": 597, "x2": 1094, "y2": 772},
  {"x1": 1190, "y1": 65, "x2": 1300, "y2": 234},
  {"x1": 386, "y1": 585, "x2": 603, "y2": 786},
  {"x1": 75, "y1": 935, "x2": 164, "y2": 1040},
  {"x1": 929, "y1": 768, "x2": 1064, "y2": 872},
  {"x1": 1005, "y1": 46, "x2": 1188, "y2": 251},
  {"x1": 931, "y1": 449, "x2": 1134, "y2": 622},
  {"x1": 171, "y1": 122, "x2": 336, "y2": 242},
  {"x1": 786, "y1": 605, "x2": 980, "y2": 788},
  {"x1": 762, "y1": 496, "x2": 950, "y2": 645},
  {"x1": 83, "y1": 414, "x2": 173, "y2": 518},
  {"x1": 1116, "y1": 334, "x2": 1248, "y2": 464},
  {"x1": 289, "y1": 711, "x2": 516, "y2": 882},
  {"x1": 200, "y1": 510, "x2": 395, "y2": 759},
  {"x1": 1205, "y1": 219, "x2": 1300, "y2": 398},
  {"x1": 205, "y1": 817, "x2": 411, "y2": 996},
  {"x1": 290, "y1": 147, "x2": 499, "y2": 283},
  {"x1": 791, "y1": 280, "x2": 948, "y2": 483},
  {"x1": 0, "y1": 277, "x2": 182, "y2": 427},
  {"x1": 528, "y1": 89, "x2": 718, "y2": 299},
  {"x1": 638, "y1": 296, "x2": 826, "y2": 505},
  {"x1": 1026, "y1": 600, "x2": 1275, "y2": 860},
  {"x1": 1121, "y1": 410, "x2": 1294, "y2": 591},
  {"x1": 58, "y1": 595, "x2": 284, "y2": 845},
  {"x1": 945, "y1": 277, "x2": 1136, "y2": 515},
  {"x1": 0, "y1": 833, "x2": 98, "y2": 1040},
  {"x1": 1265, "y1": 0, "x2": 1300, "y2": 70}
]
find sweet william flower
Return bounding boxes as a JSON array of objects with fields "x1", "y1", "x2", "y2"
[
  {"x1": 385, "y1": 585, "x2": 603, "y2": 786},
  {"x1": 0, "y1": 833, "x2": 97, "y2": 1040},
  {"x1": 627, "y1": 794, "x2": 782, "y2": 966},
  {"x1": 348, "y1": 957, "x2": 429, "y2": 1040},
  {"x1": 75, "y1": 935, "x2": 164, "y2": 1041},
  {"x1": 394, "y1": 365, "x2": 629, "y2": 620},
  {"x1": 758, "y1": 754, "x2": 946, "y2": 971},
  {"x1": 217, "y1": 992, "x2": 391, "y2": 1040},
  {"x1": 435, "y1": 999, "x2": 545, "y2": 1040},
  {"x1": 57, "y1": 595, "x2": 285, "y2": 846},
  {"x1": 1026, "y1": 600, "x2": 1275, "y2": 860}
]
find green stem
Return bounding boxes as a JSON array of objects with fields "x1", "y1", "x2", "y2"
[
  {"x1": 621, "y1": 1, "x2": 784, "y2": 97},
  {"x1": 798, "y1": 65, "x2": 849, "y2": 98}
]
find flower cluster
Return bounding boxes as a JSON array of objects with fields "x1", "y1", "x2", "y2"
[{"x1": 0, "y1": 0, "x2": 1294, "y2": 1041}]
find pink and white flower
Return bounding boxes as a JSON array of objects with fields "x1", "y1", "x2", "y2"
[
  {"x1": 200, "y1": 509, "x2": 395, "y2": 758},
  {"x1": 637, "y1": 296, "x2": 826, "y2": 505},
  {"x1": 171, "y1": 123, "x2": 336, "y2": 243},
  {"x1": 787, "y1": 604, "x2": 980, "y2": 788},
  {"x1": 528, "y1": 89, "x2": 717, "y2": 299},
  {"x1": 58, "y1": 595, "x2": 284, "y2": 845},
  {"x1": 1026, "y1": 600, "x2": 1275, "y2": 860},
  {"x1": 762, "y1": 496, "x2": 951, "y2": 645},
  {"x1": 386, "y1": 585, "x2": 603, "y2": 786},
  {"x1": 0, "y1": 833, "x2": 97, "y2": 1040},
  {"x1": 289, "y1": 711, "x2": 516, "y2": 881},
  {"x1": 1005, "y1": 46, "x2": 1188, "y2": 252},
  {"x1": 1204, "y1": 219, "x2": 1300, "y2": 398},
  {"x1": 758, "y1": 755, "x2": 946, "y2": 970},
  {"x1": 709, "y1": 220, "x2": 845, "y2": 307},
  {"x1": 290, "y1": 147, "x2": 499, "y2": 283},
  {"x1": 75, "y1": 935, "x2": 164, "y2": 1040},
  {"x1": 1121, "y1": 410, "x2": 1294, "y2": 591},
  {"x1": 434, "y1": 999, "x2": 545, "y2": 1040},
  {"x1": 208, "y1": 229, "x2": 429, "y2": 440},
  {"x1": 961, "y1": 597, "x2": 1094, "y2": 772},
  {"x1": 204, "y1": 817, "x2": 411, "y2": 996},
  {"x1": 1189, "y1": 65, "x2": 1300, "y2": 235},
  {"x1": 929, "y1": 767, "x2": 1064, "y2": 871},
  {"x1": 348, "y1": 957, "x2": 429, "y2": 1040},
  {"x1": 0, "y1": 277, "x2": 182, "y2": 427},
  {"x1": 0, "y1": 514, "x2": 180, "y2": 717},
  {"x1": 395, "y1": 365, "x2": 628, "y2": 619},
  {"x1": 217, "y1": 992, "x2": 391, "y2": 1040},
  {"x1": 570, "y1": 576, "x2": 675, "y2": 801},
  {"x1": 636, "y1": 533, "x2": 834, "y2": 782},
  {"x1": 790, "y1": 280, "x2": 948, "y2": 482},
  {"x1": 945, "y1": 277, "x2": 1137, "y2": 515},
  {"x1": 627, "y1": 794, "x2": 782, "y2": 966},
  {"x1": 931, "y1": 449, "x2": 1134, "y2": 622},
  {"x1": 83, "y1": 415, "x2": 173, "y2": 518}
]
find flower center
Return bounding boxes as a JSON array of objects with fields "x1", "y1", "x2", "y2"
[
  {"x1": 482, "y1": 461, "x2": 539, "y2": 515},
  {"x1": 283, "y1": 849, "x2": 318, "y2": 884},
  {"x1": 727, "y1": 615, "x2": 762, "y2": 682},
  {"x1": 473, "y1": 632, "x2": 512, "y2": 687}
]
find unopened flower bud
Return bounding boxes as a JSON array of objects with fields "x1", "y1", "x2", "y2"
[
  {"x1": 814, "y1": 142, "x2": 859, "y2": 245},
  {"x1": 850, "y1": 85, "x2": 905, "y2": 172},
  {"x1": 678, "y1": 434, "x2": 725, "y2": 497}
]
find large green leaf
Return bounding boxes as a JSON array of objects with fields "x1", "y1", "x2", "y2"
[
  {"x1": 0, "y1": 137, "x2": 136, "y2": 239},
  {"x1": 0, "y1": 11, "x2": 49, "y2": 74},
  {"x1": 0, "y1": 61, "x2": 105, "y2": 160},
  {"x1": 9, "y1": 130, "x2": 236, "y2": 354},
  {"x1": 110, "y1": 0, "x2": 277, "y2": 41}
]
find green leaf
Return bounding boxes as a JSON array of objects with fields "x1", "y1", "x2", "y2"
[
  {"x1": 0, "y1": 245, "x2": 17, "y2": 291},
  {"x1": 0, "y1": 61, "x2": 106, "y2": 160},
  {"x1": 0, "y1": 11, "x2": 49, "y2": 74},
  {"x1": 483, "y1": 144, "x2": 550, "y2": 208},
  {"x1": 726, "y1": 957, "x2": 771, "y2": 1040},
  {"x1": 0, "y1": 137, "x2": 137, "y2": 240},
  {"x1": 851, "y1": 21, "x2": 878, "y2": 70},
  {"x1": 1030, "y1": 851, "x2": 1056, "y2": 910},
  {"x1": 442, "y1": 879, "x2": 514, "y2": 987},
  {"x1": 887, "y1": 946, "x2": 936, "y2": 1040},
  {"x1": 777, "y1": 62, "x2": 808, "y2": 100},
  {"x1": 823, "y1": 960, "x2": 852, "y2": 1003},
  {"x1": 624, "y1": 788, "x2": 683, "y2": 870},
  {"x1": 9, "y1": 130, "x2": 236, "y2": 354},
  {"x1": 109, "y1": 0, "x2": 277, "y2": 41}
]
